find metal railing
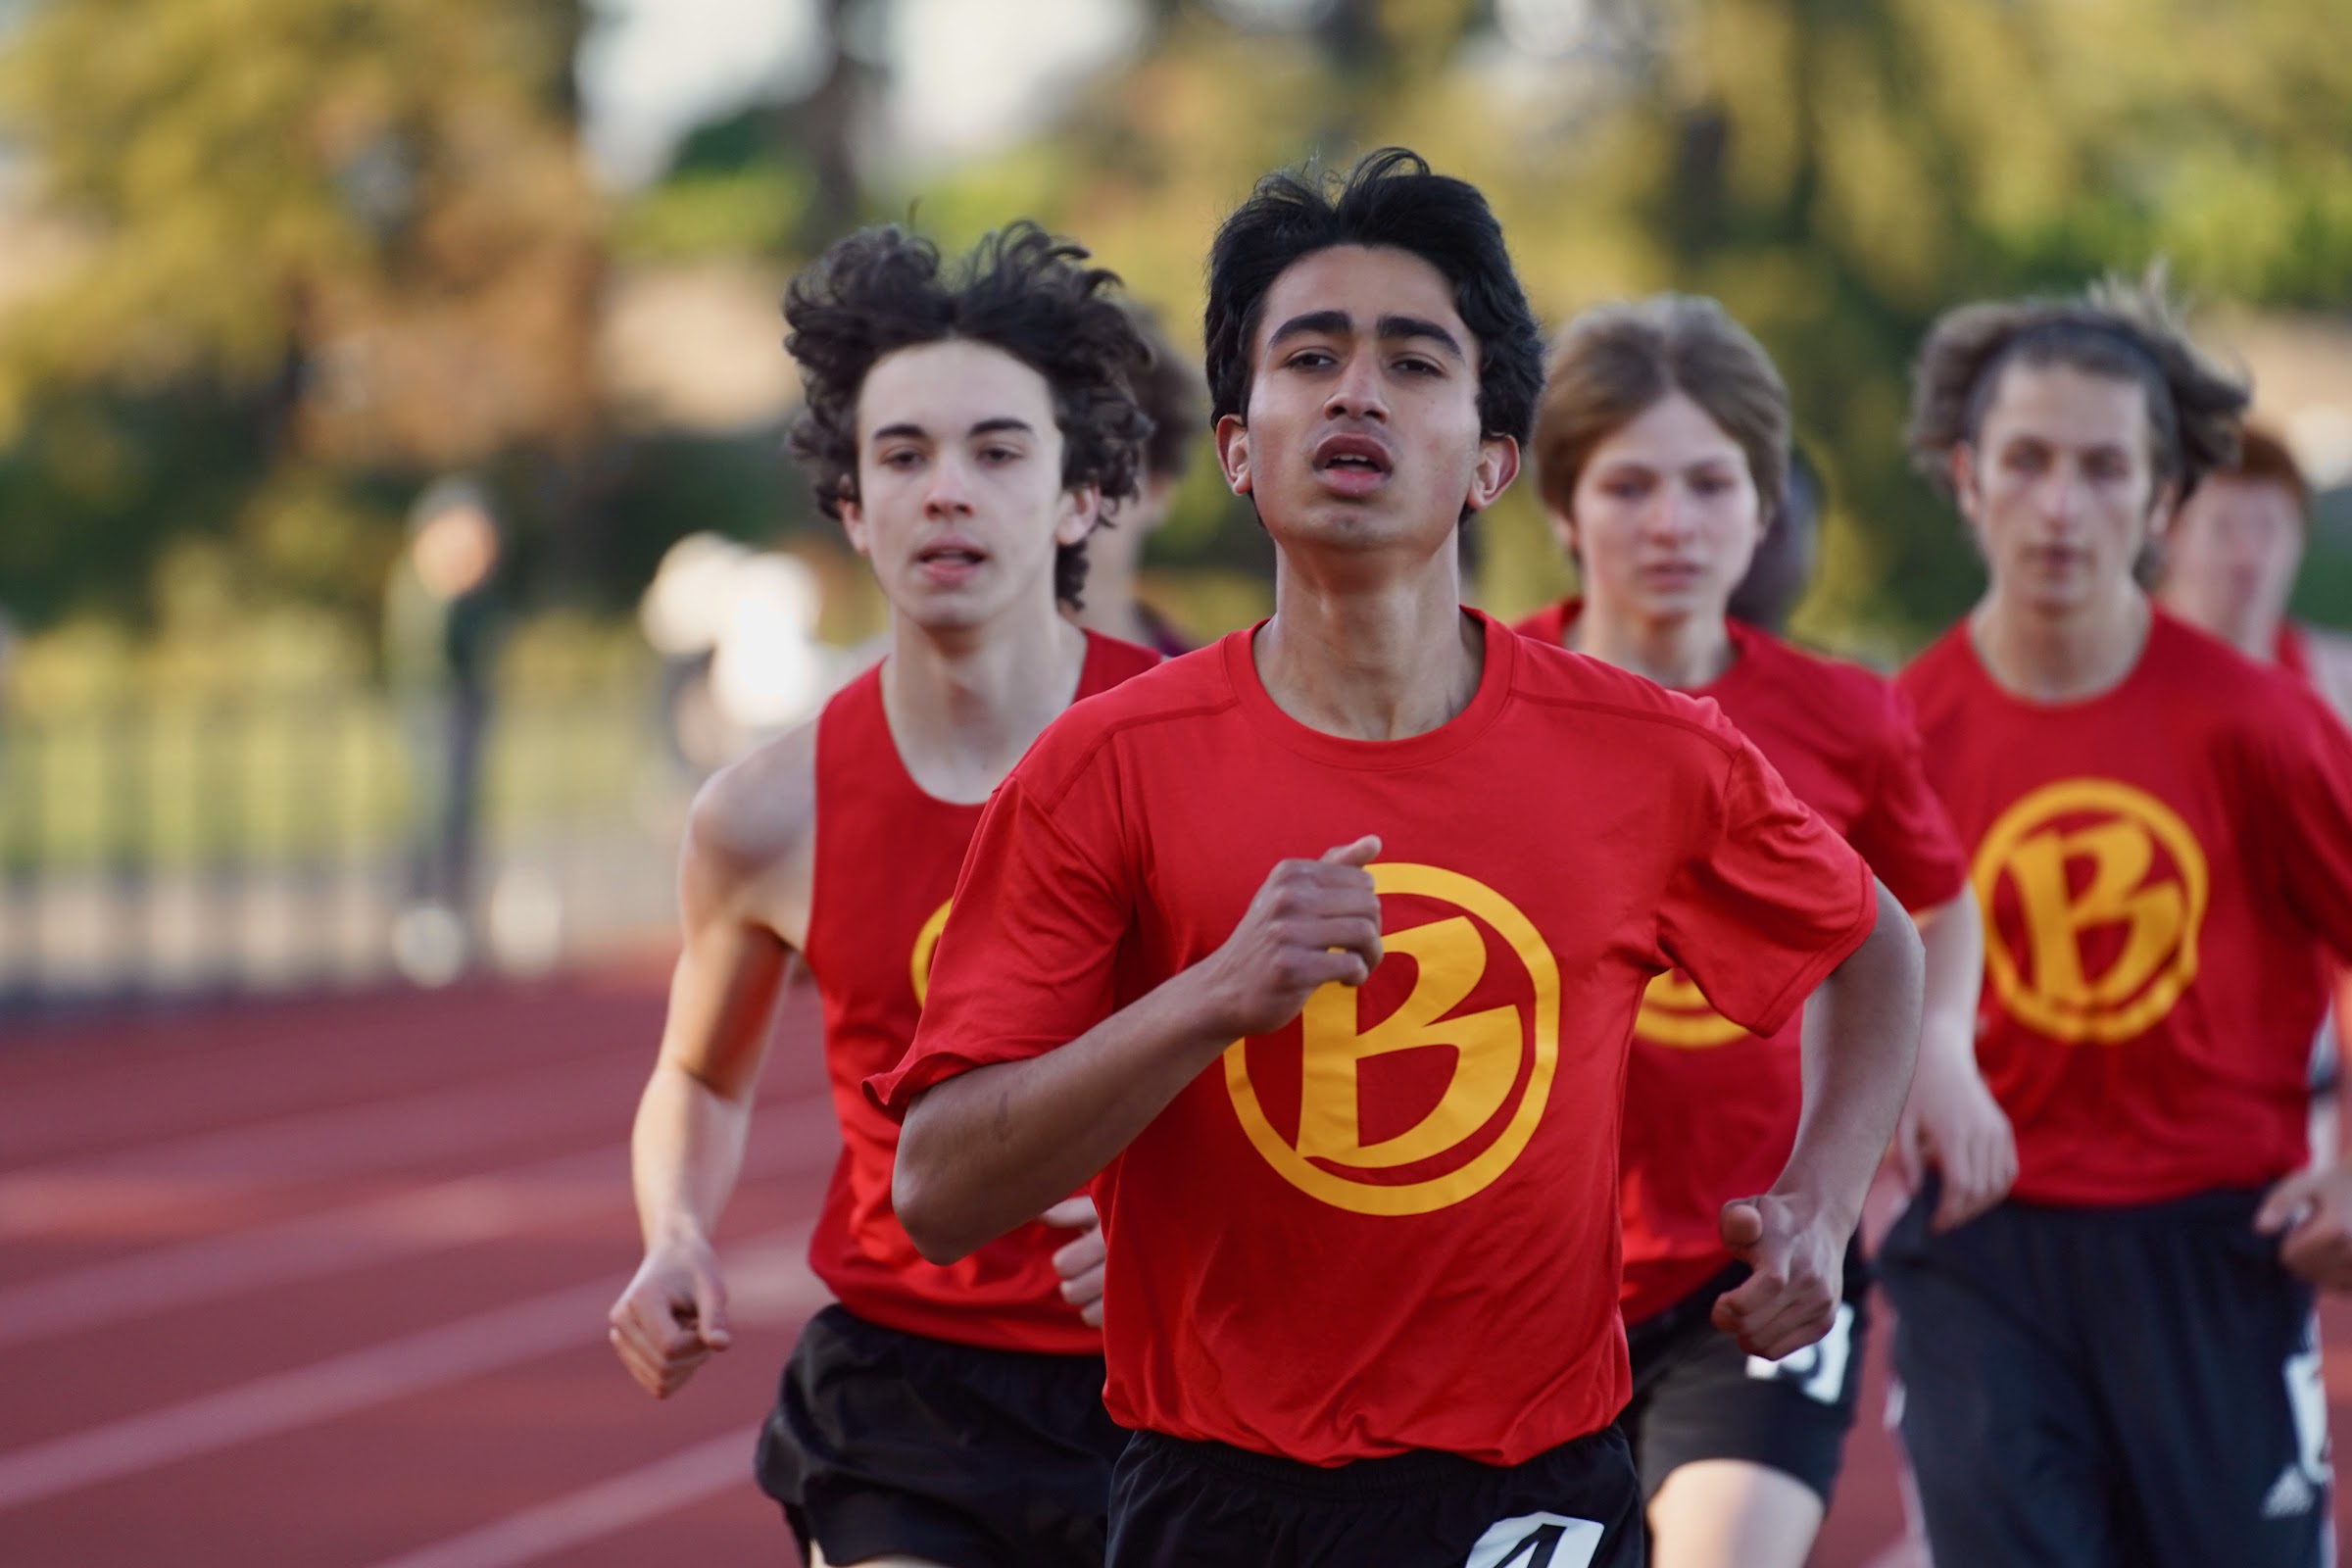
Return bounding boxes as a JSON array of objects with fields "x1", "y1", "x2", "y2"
[{"x1": 0, "y1": 690, "x2": 684, "y2": 1010}]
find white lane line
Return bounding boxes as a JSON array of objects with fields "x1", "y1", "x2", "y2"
[
  {"x1": 0, "y1": 1093, "x2": 836, "y2": 1348},
  {"x1": 0, "y1": 1226, "x2": 821, "y2": 1514},
  {"x1": 362, "y1": 1427, "x2": 761, "y2": 1568},
  {"x1": 0, "y1": 1063, "x2": 646, "y2": 1236}
]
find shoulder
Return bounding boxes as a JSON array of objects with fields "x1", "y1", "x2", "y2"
[
  {"x1": 1508, "y1": 634, "x2": 1749, "y2": 763},
  {"x1": 684, "y1": 714, "x2": 820, "y2": 884},
  {"x1": 1509, "y1": 600, "x2": 1570, "y2": 647},
  {"x1": 2153, "y1": 611, "x2": 2312, "y2": 710},
  {"x1": 2141, "y1": 613, "x2": 2344, "y2": 767},
  {"x1": 1080, "y1": 628, "x2": 1166, "y2": 692},
  {"x1": 1743, "y1": 626, "x2": 1907, "y2": 721},
  {"x1": 1019, "y1": 637, "x2": 1243, "y2": 802},
  {"x1": 1894, "y1": 621, "x2": 1973, "y2": 696}
]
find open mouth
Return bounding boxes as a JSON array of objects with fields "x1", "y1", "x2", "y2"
[
  {"x1": 1313, "y1": 434, "x2": 1395, "y2": 476},
  {"x1": 917, "y1": 544, "x2": 987, "y2": 567}
]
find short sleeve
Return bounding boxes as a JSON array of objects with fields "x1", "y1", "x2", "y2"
[
  {"x1": 864, "y1": 759, "x2": 1133, "y2": 1118},
  {"x1": 2248, "y1": 682, "x2": 2352, "y2": 964},
  {"x1": 1658, "y1": 727, "x2": 1878, "y2": 1038},
  {"x1": 1844, "y1": 684, "x2": 1970, "y2": 914}
]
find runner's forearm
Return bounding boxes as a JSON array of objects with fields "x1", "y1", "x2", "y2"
[
  {"x1": 896, "y1": 964, "x2": 1239, "y2": 1262},
  {"x1": 629, "y1": 1062, "x2": 757, "y2": 1251},
  {"x1": 1913, "y1": 888, "x2": 1984, "y2": 1082},
  {"x1": 1777, "y1": 879, "x2": 1925, "y2": 1229}
]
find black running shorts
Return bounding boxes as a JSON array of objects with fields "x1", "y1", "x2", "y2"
[
  {"x1": 1105, "y1": 1422, "x2": 1645, "y2": 1567},
  {"x1": 1620, "y1": 1246, "x2": 1870, "y2": 1505},
  {"x1": 755, "y1": 1302, "x2": 1127, "y2": 1568},
  {"x1": 1881, "y1": 1178, "x2": 2330, "y2": 1568}
]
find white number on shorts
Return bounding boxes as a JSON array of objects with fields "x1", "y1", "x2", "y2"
[
  {"x1": 1465, "y1": 1511, "x2": 1604, "y2": 1568},
  {"x1": 1744, "y1": 1301, "x2": 1855, "y2": 1406},
  {"x1": 2286, "y1": 1312, "x2": 2332, "y2": 1490}
]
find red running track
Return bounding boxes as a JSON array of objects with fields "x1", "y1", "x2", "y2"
[{"x1": 2, "y1": 970, "x2": 2346, "y2": 1566}]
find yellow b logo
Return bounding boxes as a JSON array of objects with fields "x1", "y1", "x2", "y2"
[
  {"x1": 1974, "y1": 779, "x2": 2208, "y2": 1043},
  {"x1": 909, "y1": 900, "x2": 951, "y2": 1004},
  {"x1": 1223, "y1": 863, "x2": 1560, "y2": 1215},
  {"x1": 1634, "y1": 969, "x2": 1750, "y2": 1050}
]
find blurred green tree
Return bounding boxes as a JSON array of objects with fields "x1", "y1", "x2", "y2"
[{"x1": 0, "y1": 0, "x2": 603, "y2": 629}]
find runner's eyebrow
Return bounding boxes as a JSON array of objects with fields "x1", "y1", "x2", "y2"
[
  {"x1": 1264, "y1": 311, "x2": 1464, "y2": 364},
  {"x1": 1375, "y1": 315, "x2": 1465, "y2": 363},
  {"x1": 869, "y1": 417, "x2": 1037, "y2": 445}
]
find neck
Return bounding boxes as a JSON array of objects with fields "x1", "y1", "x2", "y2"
[
  {"x1": 1254, "y1": 547, "x2": 1481, "y2": 741},
  {"x1": 2157, "y1": 580, "x2": 2277, "y2": 662},
  {"x1": 880, "y1": 598, "x2": 1089, "y2": 803},
  {"x1": 1970, "y1": 581, "x2": 2151, "y2": 704},
  {"x1": 1569, "y1": 594, "x2": 1736, "y2": 690}
]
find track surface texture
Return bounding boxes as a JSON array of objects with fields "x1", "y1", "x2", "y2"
[{"x1": 4, "y1": 970, "x2": 2346, "y2": 1566}]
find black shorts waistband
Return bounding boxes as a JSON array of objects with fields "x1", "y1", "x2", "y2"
[
  {"x1": 2005, "y1": 1183, "x2": 2271, "y2": 1230},
  {"x1": 1123, "y1": 1425, "x2": 1623, "y2": 1499}
]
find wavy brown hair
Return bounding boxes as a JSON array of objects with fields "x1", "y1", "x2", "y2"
[
  {"x1": 1906, "y1": 270, "x2": 2248, "y2": 505},
  {"x1": 782, "y1": 222, "x2": 1153, "y2": 607},
  {"x1": 1533, "y1": 294, "x2": 1791, "y2": 528}
]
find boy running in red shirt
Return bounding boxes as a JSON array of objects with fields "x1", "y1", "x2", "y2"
[
  {"x1": 871, "y1": 149, "x2": 1925, "y2": 1568},
  {"x1": 606, "y1": 222, "x2": 1159, "y2": 1567},
  {"x1": 1516, "y1": 294, "x2": 2003, "y2": 1568},
  {"x1": 1888, "y1": 277, "x2": 2352, "y2": 1567}
]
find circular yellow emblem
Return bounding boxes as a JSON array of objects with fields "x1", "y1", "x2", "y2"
[
  {"x1": 909, "y1": 899, "x2": 952, "y2": 1004},
  {"x1": 1973, "y1": 779, "x2": 2208, "y2": 1044},
  {"x1": 1633, "y1": 969, "x2": 1751, "y2": 1050},
  {"x1": 1222, "y1": 862, "x2": 1560, "y2": 1215}
]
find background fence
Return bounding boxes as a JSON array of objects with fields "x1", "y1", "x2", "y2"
[{"x1": 0, "y1": 686, "x2": 684, "y2": 1009}]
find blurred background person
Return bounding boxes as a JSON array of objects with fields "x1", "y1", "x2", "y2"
[
  {"x1": 1069, "y1": 306, "x2": 1208, "y2": 655},
  {"x1": 2159, "y1": 426, "x2": 2352, "y2": 714},
  {"x1": 2158, "y1": 426, "x2": 2352, "y2": 1162},
  {"x1": 383, "y1": 475, "x2": 506, "y2": 985},
  {"x1": 1516, "y1": 294, "x2": 1998, "y2": 1568}
]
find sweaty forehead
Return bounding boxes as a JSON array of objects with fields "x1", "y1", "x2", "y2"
[
  {"x1": 1253, "y1": 244, "x2": 1472, "y2": 358},
  {"x1": 857, "y1": 338, "x2": 1057, "y2": 442}
]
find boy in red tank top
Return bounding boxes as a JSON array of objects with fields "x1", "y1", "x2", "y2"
[
  {"x1": 606, "y1": 222, "x2": 1159, "y2": 1568},
  {"x1": 1886, "y1": 276, "x2": 2352, "y2": 1568},
  {"x1": 872, "y1": 150, "x2": 1926, "y2": 1568},
  {"x1": 1515, "y1": 294, "x2": 1999, "y2": 1568}
]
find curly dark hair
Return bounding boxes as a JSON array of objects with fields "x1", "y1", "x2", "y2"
[
  {"x1": 1907, "y1": 269, "x2": 2248, "y2": 506},
  {"x1": 1203, "y1": 147, "x2": 1544, "y2": 448},
  {"x1": 782, "y1": 221, "x2": 1153, "y2": 608}
]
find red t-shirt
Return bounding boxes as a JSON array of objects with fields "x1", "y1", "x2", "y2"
[
  {"x1": 869, "y1": 610, "x2": 1875, "y2": 1465},
  {"x1": 1899, "y1": 609, "x2": 2352, "y2": 1205},
  {"x1": 802, "y1": 630, "x2": 1157, "y2": 1353},
  {"x1": 1516, "y1": 602, "x2": 1966, "y2": 1323}
]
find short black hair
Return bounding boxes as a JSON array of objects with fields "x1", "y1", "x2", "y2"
[
  {"x1": 783, "y1": 221, "x2": 1152, "y2": 608},
  {"x1": 1203, "y1": 147, "x2": 1544, "y2": 447}
]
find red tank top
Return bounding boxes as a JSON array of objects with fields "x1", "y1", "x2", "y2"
[{"x1": 802, "y1": 630, "x2": 1158, "y2": 1353}]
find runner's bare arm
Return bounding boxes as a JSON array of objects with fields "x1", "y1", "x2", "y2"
[
  {"x1": 894, "y1": 836, "x2": 1385, "y2": 1264},
  {"x1": 1891, "y1": 886, "x2": 2014, "y2": 1230},
  {"x1": 1714, "y1": 877, "x2": 1923, "y2": 1360},
  {"x1": 610, "y1": 728, "x2": 816, "y2": 1397}
]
